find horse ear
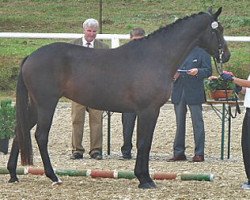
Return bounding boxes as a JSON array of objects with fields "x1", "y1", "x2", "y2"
[
  {"x1": 207, "y1": 7, "x2": 213, "y2": 15},
  {"x1": 213, "y1": 7, "x2": 222, "y2": 20}
]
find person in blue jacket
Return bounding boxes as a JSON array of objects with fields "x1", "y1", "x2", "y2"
[{"x1": 169, "y1": 47, "x2": 212, "y2": 162}]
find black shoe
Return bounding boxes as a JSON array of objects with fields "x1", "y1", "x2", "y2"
[
  {"x1": 168, "y1": 155, "x2": 187, "y2": 162},
  {"x1": 122, "y1": 152, "x2": 132, "y2": 159},
  {"x1": 192, "y1": 155, "x2": 204, "y2": 162},
  {"x1": 70, "y1": 152, "x2": 83, "y2": 160},
  {"x1": 90, "y1": 152, "x2": 102, "y2": 160}
]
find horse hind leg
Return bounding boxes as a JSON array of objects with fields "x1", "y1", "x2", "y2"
[
  {"x1": 135, "y1": 107, "x2": 160, "y2": 189},
  {"x1": 7, "y1": 136, "x2": 20, "y2": 183},
  {"x1": 35, "y1": 99, "x2": 62, "y2": 185},
  {"x1": 7, "y1": 99, "x2": 38, "y2": 183}
]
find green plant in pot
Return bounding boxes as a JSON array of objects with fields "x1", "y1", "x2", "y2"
[
  {"x1": 204, "y1": 76, "x2": 236, "y2": 100},
  {"x1": 0, "y1": 99, "x2": 16, "y2": 154}
]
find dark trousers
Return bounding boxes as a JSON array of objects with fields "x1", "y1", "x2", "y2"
[
  {"x1": 173, "y1": 92, "x2": 205, "y2": 156},
  {"x1": 121, "y1": 112, "x2": 137, "y2": 153},
  {"x1": 242, "y1": 108, "x2": 250, "y2": 182}
]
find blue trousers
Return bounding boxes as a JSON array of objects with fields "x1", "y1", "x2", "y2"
[
  {"x1": 121, "y1": 112, "x2": 136, "y2": 153},
  {"x1": 242, "y1": 108, "x2": 250, "y2": 182},
  {"x1": 173, "y1": 97, "x2": 205, "y2": 156}
]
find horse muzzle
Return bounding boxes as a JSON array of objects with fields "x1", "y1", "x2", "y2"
[{"x1": 222, "y1": 49, "x2": 231, "y2": 63}]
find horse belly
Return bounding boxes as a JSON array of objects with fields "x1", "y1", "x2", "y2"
[{"x1": 66, "y1": 86, "x2": 132, "y2": 112}]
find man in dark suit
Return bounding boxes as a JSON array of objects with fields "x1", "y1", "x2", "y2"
[
  {"x1": 70, "y1": 18, "x2": 109, "y2": 160},
  {"x1": 169, "y1": 47, "x2": 212, "y2": 162},
  {"x1": 120, "y1": 28, "x2": 146, "y2": 159}
]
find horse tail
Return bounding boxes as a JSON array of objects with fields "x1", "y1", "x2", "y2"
[{"x1": 16, "y1": 56, "x2": 33, "y2": 165}]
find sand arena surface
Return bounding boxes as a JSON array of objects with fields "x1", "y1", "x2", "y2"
[{"x1": 0, "y1": 102, "x2": 249, "y2": 199}]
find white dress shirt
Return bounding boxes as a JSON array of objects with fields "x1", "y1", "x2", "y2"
[
  {"x1": 82, "y1": 37, "x2": 94, "y2": 48},
  {"x1": 244, "y1": 74, "x2": 250, "y2": 108}
]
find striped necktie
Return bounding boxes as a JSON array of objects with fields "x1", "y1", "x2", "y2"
[{"x1": 86, "y1": 42, "x2": 91, "y2": 48}]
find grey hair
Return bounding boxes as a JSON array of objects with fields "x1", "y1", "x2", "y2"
[
  {"x1": 82, "y1": 18, "x2": 99, "y2": 29},
  {"x1": 130, "y1": 27, "x2": 145, "y2": 38}
]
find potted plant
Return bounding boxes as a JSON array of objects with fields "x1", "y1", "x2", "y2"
[
  {"x1": 0, "y1": 99, "x2": 15, "y2": 154},
  {"x1": 204, "y1": 76, "x2": 236, "y2": 100}
]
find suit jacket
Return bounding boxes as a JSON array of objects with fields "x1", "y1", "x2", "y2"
[
  {"x1": 71, "y1": 38, "x2": 109, "y2": 49},
  {"x1": 171, "y1": 47, "x2": 212, "y2": 105}
]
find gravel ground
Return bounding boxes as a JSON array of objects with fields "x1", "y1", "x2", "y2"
[{"x1": 0, "y1": 102, "x2": 249, "y2": 200}]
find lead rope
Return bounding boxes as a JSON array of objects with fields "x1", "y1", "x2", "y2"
[
  {"x1": 213, "y1": 54, "x2": 241, "y2": 119},
  {"x1": 213, "y1": 49, "x2": 223, "y2": 75}
]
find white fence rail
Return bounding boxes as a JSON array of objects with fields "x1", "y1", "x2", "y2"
[
  {"x1": 0, "y1": 32, "x2": 131, "y2": 48},
  {"x1": 0, "y1": 32, "x2": 250, "y2": 48}
]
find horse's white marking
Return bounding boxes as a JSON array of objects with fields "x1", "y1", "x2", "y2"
[{"x1": 52, "y1": 178, "x2": 63, "y2": 186}]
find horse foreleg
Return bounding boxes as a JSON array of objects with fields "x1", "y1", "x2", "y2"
[
  {"x1": 36, "y1": 106, "x2": 62, "y2": 185},
  {"x1": 135, "y1": 107, "x2": 160, "y2": 189},
  {"x1": 7, "y1": 136, "x2": 20, "y2": 183}
]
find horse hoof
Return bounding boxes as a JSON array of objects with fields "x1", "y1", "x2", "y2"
[
  {"x1": 138, "y1": 181, "x2": 157, "y2": 189},
  {"x1": 52, "y1": 178, "x2": 63, "y2": 186},
  {"x1": 8, "y1": 177, "x2": 19, "y2": 183}
]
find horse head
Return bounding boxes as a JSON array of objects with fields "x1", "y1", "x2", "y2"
[{"x1": 199, "y1": 7, "x2": 231, "y2": 63}]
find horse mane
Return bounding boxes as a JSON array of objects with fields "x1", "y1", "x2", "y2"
[
  {"x1": 123, "y1": 12, "x2": 206, "y2": 46},
  {"x1": 145, "y1": 12, "x2": 206, "y2": 39},
  {"x1": 120, "y1": 11, "x2": 208, "y2": 49}
]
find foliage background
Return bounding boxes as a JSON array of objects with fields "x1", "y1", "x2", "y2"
[
  {"x1": 0, "y1": 99, "x2": 15, "y2": 139},
  {"x1": 0, "y1": 0, "x2": 249, "y2": 92}
]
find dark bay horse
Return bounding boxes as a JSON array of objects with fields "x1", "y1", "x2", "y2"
[{"x1": 8, "y1": 7, "x2": 230, "y2": 189}]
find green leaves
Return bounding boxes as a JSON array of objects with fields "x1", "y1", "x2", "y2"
[
  {"x1": 0, "y1": 99, "x2": 15, "y2": 139},
  {"x1": 204, "y1": 77, "x2": 236, "y2": 92}
]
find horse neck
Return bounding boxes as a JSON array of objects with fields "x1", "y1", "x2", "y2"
[{"x1": 147, "y1": 14, "x2": 210, "y2": 75}]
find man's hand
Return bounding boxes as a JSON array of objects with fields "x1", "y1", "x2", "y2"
[
  {"x1": 187, "y1": 68, "x2": 198, "y2": 76},
  {"x1": 173, "y1": 72, "x2": 180, "y2": 81}
]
